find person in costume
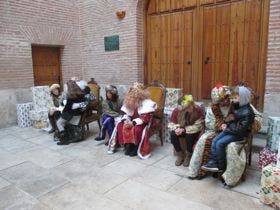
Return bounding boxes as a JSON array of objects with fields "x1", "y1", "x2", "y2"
[
  {"x1": 107, "y1": 83, "x2": 157, "y2": 159},
  {"x1": 48, "y1": 84, "x2": 62, "y2": 134},
  {"x1": 202, "y1": 86, "x2": 255, "y2": 172},
  {"x1": 95, "y1": 85, "x2": 121, "y2": 142},
  {"x1": 168, "y1": 95, "x2": 204, "y2": 166},
  {"x1": 187, "y1": 83, "x2": 232, "y2": 179},
  {"x1": 56, "y1": 79, "x2": 95, "y2": 145}
]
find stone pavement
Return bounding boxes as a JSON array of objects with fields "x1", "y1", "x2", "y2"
[{"x1": 0, "y1": 124, "x2": 271, "y2": 210}]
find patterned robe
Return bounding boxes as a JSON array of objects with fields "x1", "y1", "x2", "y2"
[{"x1": 187, "y1": 104, "x2": 231, "y2": 178}]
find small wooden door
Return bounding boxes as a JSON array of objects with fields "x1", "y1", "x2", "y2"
[
  {"x1": 201, "y1": 0, "x2": 263, "y2": 101},
  {"x1": 147, "y1": 10, "x2": 194, "y2": 94},
  {"x1": 32, "y1": 46, "x2": 61, "y2": 86}
]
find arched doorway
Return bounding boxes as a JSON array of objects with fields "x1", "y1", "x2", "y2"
[{"x1": 144, "y1": 0, "x2": 269, "y2": 109}]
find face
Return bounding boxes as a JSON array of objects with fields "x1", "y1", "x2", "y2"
[
  {"x1": 220, "y1": 96, "x2": 231, "y2": 107},
  {"x1": 52, "y1": 89, "x2": 59, "y2": 96},
  {"x1": 185, "y1": 104, "x2": 194, "y2": 113},
  {"x1": 106, "y1": 91, "x2": 112, "y2": 99},
  {"x1": 231, "y1": 94, "x2": 240, "y2": 103}
]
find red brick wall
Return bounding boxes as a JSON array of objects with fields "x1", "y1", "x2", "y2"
[
  {"x1": 0, "y1": 0, "x2": 84, "y2": 90},
  {"x1": 79, "y1": 0, "x2": 145, "y2": 86},
  {"x1": 265, "y1": 0, "x2": 280, "y2": 93},
  {"x1": 263, "y1": 0, "x2": 280, "y2": 120}
]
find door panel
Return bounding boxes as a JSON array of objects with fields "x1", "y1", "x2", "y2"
[
  {"x1": 147, "y1": 11, "x2": 193, "y2": 93},
  {"x1": 32, "y1": 46, "x2": 61, "y2": 86}
]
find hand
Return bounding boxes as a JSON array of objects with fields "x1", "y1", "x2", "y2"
[
  {"x1": 124, "y1": 120, "x2": 133, "y2": 128},
  {"x1": 221, "y1": 124, "x2": 227, "y2": 131},
  {"x1": 175, "y1": 128, "x2": 185, "y2": 136},
  {"x1": 225, "y1": 114, "x2": 235, "y2": 122},
  {"x1": 49, "y1": 110, "x2": 54, "y2": 116}
]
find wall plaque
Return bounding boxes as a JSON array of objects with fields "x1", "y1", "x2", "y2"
[{"x1": 104, "y1": 35, "x2": 119, "y2": 51}]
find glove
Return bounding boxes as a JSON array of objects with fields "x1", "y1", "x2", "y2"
[{"x1": 79, "y1": 101, "x2": 88, "y2": 111}]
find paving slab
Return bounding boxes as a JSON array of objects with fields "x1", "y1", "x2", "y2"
[
  {"x1": 167, "y1": 177, "x2": 270, "y2": 210},
  {"x1": 131, "y1": 165, "x2": 182, "y2": 191},
  {"x1": 39, "y1": 182, "x2": 131, "y2": 210},
  {"x1": 105, "y1": 179, "x2": 213, "y2": 210},
  {"x1": 0, "y1": 148, "x2": 26, "y2": 171},
  {"x1": 153, "y1": 155, "x2": 188, "y2": 177},
  {"x1": 102, "y1": 157, "x2": 148, "y2": 178},
  {"x1": 0, "y1": 185, "x2": 50, "y2": 210},
  {"x1": 0, "y1": 134, "x2": 41, "y2": 154},
  {"x1": 17, "y1": 147, "x2": 73, "y2": 169},
  {"x1": 0, "y1": 176, "x2": 10, "y2": 189},
  {"x1": 0, "y1": 162, "x2": 68, "y2": 197}
]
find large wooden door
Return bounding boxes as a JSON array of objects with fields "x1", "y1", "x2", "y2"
[
  {"x1": 145, "y1": 0, "x2": 269, "y2": 109},
  {"x1": 147, "y1": 11, "x2": 194, "y2": 94},
  {"x1": 201, "y1": 0, "x2": 263, "y2": 101},
  {"x1": 32, "y1": 46, "x2": 61, "y2": 86}
]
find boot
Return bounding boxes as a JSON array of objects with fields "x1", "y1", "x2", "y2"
[
  {"x1": 48, "y1": 115, "x2": 56, "y2": 134},
  {"x1": 124, "y1": 144, "x2": 132, "y2": 156},
  {"x1": 129, "y1": 144, "x2": 138, "y2": 157},
  {"x1": 183, "y1": 152, "x2": 192, "y2": 167},
  {"x1": 57, "y1": 131, "x2": 69, "y2": 145},
  {"x1": 175, "y1": 151, "x2": 186, "y2": 166}
]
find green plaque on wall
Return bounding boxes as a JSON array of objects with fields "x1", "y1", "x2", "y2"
[{"x1": 104, "y1": 35, "x2": 119, "y2": 51}]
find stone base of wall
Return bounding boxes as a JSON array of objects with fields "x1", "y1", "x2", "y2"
[
  {"x1": 0, "y1": 88, "x2": 32, "y2": 128},
  {"x1": 263, "y1": 93, "x2": 280, "y2": 126}
]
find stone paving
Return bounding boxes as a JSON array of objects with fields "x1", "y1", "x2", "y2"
[{"x1": 0, "y1": 124, "x2": 271, "y2": 210}]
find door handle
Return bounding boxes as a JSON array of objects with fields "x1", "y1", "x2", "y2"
[
  {"x1": 204, "y1": 57, "x2": 210, "y2": 64},
  {"x1": 187, "y1": 61, "x2": 191, "y2": 65}
]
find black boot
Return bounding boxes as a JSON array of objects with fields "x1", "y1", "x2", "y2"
[
  {"x1": 124, "y1": 144, "x2": 132, "y2": 156},
  {"x1": 129, "y1": 144, "x2": 138, "y2": 157},
  {"x1": 57, "y1": 131, "x2": 69, "y2": 145}
]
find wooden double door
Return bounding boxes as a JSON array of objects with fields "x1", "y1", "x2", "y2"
[{"x1": 145, "y1": 0, "x2": 269, "y2": 109}]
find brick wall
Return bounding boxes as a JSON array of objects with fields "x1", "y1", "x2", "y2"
[
  {"x1": 0, "y1": 0, "x2": 84, "y2": 90},
  {"x1": 263, "y1": 0, "x2": 280, "y2": 121},
  {"x1": 79, "y1": 0, "x2": 145, "y2": 87},
  {"x1": 0, "y1": 0, "x2": 84, "y2": 127}
]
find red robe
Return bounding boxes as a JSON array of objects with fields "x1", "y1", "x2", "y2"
[{"x1": 108, "y1": 99, "x2": 157, "y2": 159}]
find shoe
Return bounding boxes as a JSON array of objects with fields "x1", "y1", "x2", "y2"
[
  {"x1": 182, "y1": 152, "x2": 191, "y2": 167},
  {"x1": 175, "y1": 151, "x2": 186, "y2": 166},
  {"x1": 95, "y1": 136, "x2": 105, "y2": 141},
  {"x1": 48, "y1": 128, "x2": 55, "y2": 134},
  {"x1": 107, "y1": 149, "x2": 114, "y2": 154},
  {"x1": 201, "y1": 161, "x2": 219, "y2": 172}
]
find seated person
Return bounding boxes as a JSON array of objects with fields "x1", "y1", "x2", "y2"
[
  {"x1": 48, "y1": 84, "x2": 62, "y2": 134},
  {"x1": 56, "y1": 79, "x2": 94, "y2": 145},
  {"x1": 168, "y1": 95, "x2": 204, "y2": 166},
  {"x1": 95, "y1": 85, "x2": 121, "y2": 142},
  {"x1": 202, "y1": 86, "x2": 255, "y2": 172},
  {"x1": 187, "y1": 84, "x2": 232, "y2": 179},
  {"x1": 107, "y1": 83, "x2": 157, "y2": 159}
]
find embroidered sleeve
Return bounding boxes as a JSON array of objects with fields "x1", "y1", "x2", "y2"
[{"x1": 185, "y1": 119, "x2": 204, "y2": 134}]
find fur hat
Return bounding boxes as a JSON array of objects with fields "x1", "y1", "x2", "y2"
[
  {"x1": 211, "y1": 82, "x2": 231, "y2": 104},
  {"x1": 49, "y1": 84, "x2": 60, "y2": 92},
  {"x1": 105, "y1": 85, "x2": 118, "y2": 95}
]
